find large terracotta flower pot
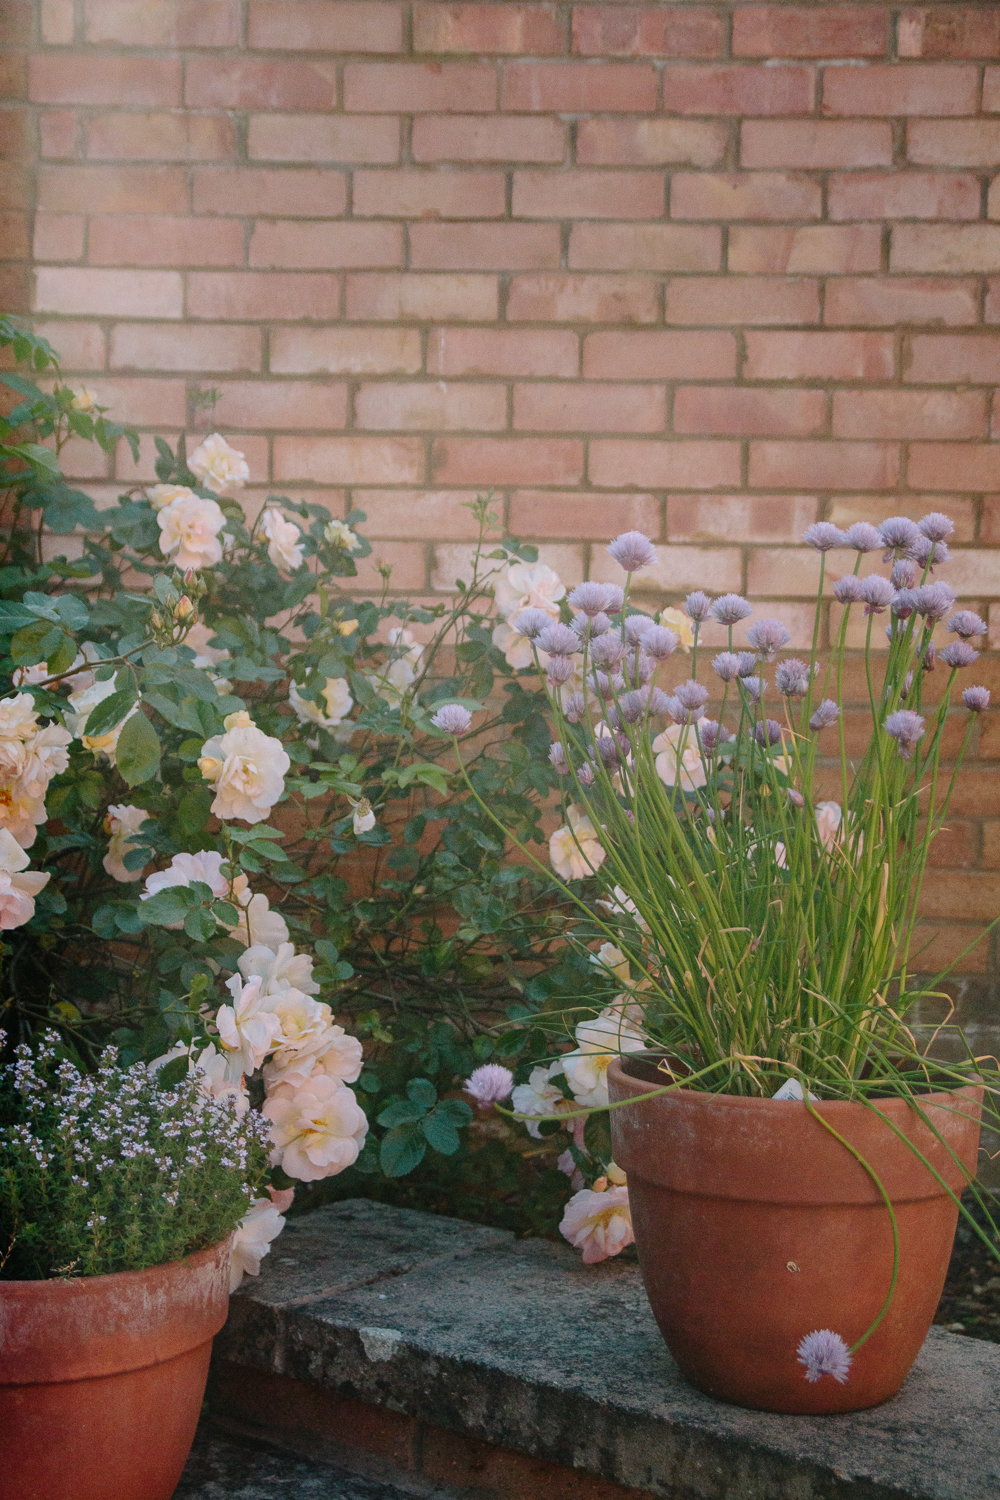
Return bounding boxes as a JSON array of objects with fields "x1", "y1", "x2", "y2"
[
  {"x1": 608, "y1": 1056, "x2": 982, "y2": 1415},
  {"x1": 0, "y1": 1237, "x2": 232, "y2": 1500}
]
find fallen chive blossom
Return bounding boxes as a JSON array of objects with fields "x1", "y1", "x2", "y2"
[
  {"x1": 833, "y1": 575, "x2": 865, "y2": 604},
  {"x1": 712, "y1": 651, "x2": 742, "y2": 681},
  {"x1": 797, "y1": 1330, "x2": 852, "y2": 1385},
  {"x1": 810, "y1": 699, "x2": 840, "y2": 731},
  {"x1": 463, "y1": 1064, "x2": 515, "y2": 1108},
  {"x1": 746, "y1": 618, "x2": 792, "y2": 659},
  {"x1": 709, "y1": 593, "x2": 753, "y2": 626},
  {"x1": 884, "y1": 709, "x2": 925, "y2": 759},
  {"x1": 684, "y1": 590, "x2": 713, "y2": 622},
  {"x1": 843, "y1": 521, "x2": 882, "y2": 553},
  {"x1": 940, "y1": 641, "x2": 978, "y2": 669},
  {"x1": 964, "y1": 686, "x2": 990, "y2": 712},
  {"x1": 431, "y1": 703, "x2": 472, "y2": 734},
  {"x1": 803, "y1": 522, "x2": 846, "y2": 552},
  {"x1": 919, "y1": 511, "x2": 954, "y2": 542},
  {"x1": 947, "y1": 610, "x2": 987, "y2": 639},
  {"x1": 859, "y1": 575, "x2": 895, "y2": 614},
  {"x1": 775, "y1": 658, "x2": 811, "y2": 697},
  {"x1": 607, "y1": 530, "x2": 657, "y2": 572}
]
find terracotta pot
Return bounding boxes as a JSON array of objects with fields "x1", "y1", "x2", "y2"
[
  {"x1": 608, "y1": 1057, "x2": 982, "y2": 1415},
  {"x1": 0, "y1": 1238, "x2": 232, "y2": 1500}
]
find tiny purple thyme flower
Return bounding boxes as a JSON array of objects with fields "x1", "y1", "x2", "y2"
[
  {"x1": 890, "y1": 558, "x2": 916, "y2": 589},
  {"x1": 964, "y1": 686, "x2": 990, "y2": 712},
  {"x1": 843, "y1": 521, "x2": 883, "y2": 553},
  {"x1": 753, "y1": 718, "x2": 784, "y2": 747},
  {"x1": 684, "y1": 590, "x2": 713, "y2": 622},
  {"x1": 797, "y1": 1330, "x2": 852, "y2": 1385},
  {"x1": 607, "y1": 530, "x2": 658, "y2": 573},
  {"x1": 746, "y1": 618, "x2": 792, "y2": 660},
  {"x1": 948, "y1": 610, "x2": 987, "y2": 640},
  {"x1": 833, "y1": 575, "x2": 865, "y2": 605},
  {"x1": 536, "y1": 622, "x2": 580, "y2": 657},
  {"x1": 919, "y1": 511, "x2": 955, "y2": 542},
  {"x1": 810, "y1": 699, "x2": 840, "y2": 731},
  {"x1": 512, "y1": 607, "x2": 553, "y2": 640},
  {"x1": 775, "y1": 658, "x2": 812, "y2": 697},
  {"x1": 713, "y1": 652, "x2": 742, "y2": 682},
  {"x1": 884, "y1": 709, "x2": 925, "y2": 760},
  {"x1": 549, "y1": 742, "x2": 569, "y2": 774},
  {"x1": 568, "y1": 581, "x2": 619, "y2": 617},
  {"x1": 643, "y1": 626, "x2": 679, "y2": 660},
  {"x1": 710, "y1": 593, "x2": 753, "y2": 626},
  {"x1": 879, "y1": 516, "x2": 921, "y2": 559},
  {"x1": 431, "y1": 703, "x2": 473, "y2": 734},
  {"x1": 940, "y1": 641, "x2": 979, "y2": 669},
  {"x1": 463, "y1": 1064, "x2": 515, "y2": 1108},
  {"x1": 802, "y1": 522, "x2": 846, "y2": 552},
  {"x1": 859, "y1": 575, "x2": 896, "y2": 615},
  {"x1": 914, "y1": 581, "x2": 957, "y2": 621}
]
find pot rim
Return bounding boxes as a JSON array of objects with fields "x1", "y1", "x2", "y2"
[{"x1": 0, "y1": 1234, "x2": 233, "y2": 1293}]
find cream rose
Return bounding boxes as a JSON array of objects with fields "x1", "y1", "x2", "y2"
[
  {"x1": 263, "y1": 1073, "x2": 368, "y2": 1181},
  {"x1": 239, "y1": 941, "x2": 319, "y2": 997},
  {"x1": 494, "y1": 561, "x2": 564, "y2": 620},
  {"x1": 188, "y1": 433, "x2": 249, "y2": 495},
  {"x1": 157, "y1": 493, "x2": 227, "y2": 570},
  {"x1": 230, "y1": 1188, "x2": 295, "y2": 1292},
  {"x1": 261, "y1": 508, "x2": 304, "y2": 571},
  {"x1": 289, "y1": 677, "x2": 352, "y2": 732},
  {"x1": 0, "y1": 827, "x2": 50, "y2": 930},
  {"x1": 324, "y1": 519, "x2": 360, "y2": 552},
  {"x1": 146, "y1": 483, "x2": 197, "y2": 513},
  {"x1": 215, "y1": 972, "x2": 283, "y2": 1080},
  {"x1": 560, "y1": 1183, "x2": 634, "y2": 1264},
  {"x1": 103, "y1": 803, "x2": 148, "y2": 883},
  {"x1": 198, "y1": 718, "x2": 289, "y2": 825},
  {"x1": 549, "y1": 803, "x2": 605, "y2": 882},
  {"x1": 652, "y1": 720, "x2": 708, "y2": 792},
  {"x1": 562, "y1": 1006, "x2": 647, "y2": 1110}
]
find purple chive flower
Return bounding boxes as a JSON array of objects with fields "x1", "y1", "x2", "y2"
[
  {"x1": 921, "y1": 641, "x2": 936, "y2": 672},
  {"x1": 621, "y1": 652, "x2": 656, "y2": 688},
  {"x1": 891, "y1": 589, "x2": 919, "y2": 620},
  {"x1": 664, "y1": 695, "x2": 694, "y2": 724},
  {"x1": 591, "y1": 734, "x2": 621, "y2": 768},
  {"x1": 713, "y1": 651, "x2": 742, "y2": 682},
  {"x1": 843, "y1": 521, "x2": 883, "y2": 553},
  {"x1": 675, "y1": 680, "x2": 709, "y2": 711},
  {"x1": 590, "y1": 633, "x2": 627, "y2": 668},
  {"x1": 568, "y1": 581, "x2": 617, "y2": 617},
  {"x1": 563, "y1": 691, "x2": 586, "y2": 724},
  {"x1": 964, "y1": 685, "x2": 990, "y2": 712},
  {"x1": 746, "y1": 618, "x2": 792, "y2": 660},
  {"x1": 589, "y1": 670, "x2": 617, "y2": 702},
  {"x1": 940, "y1": 641, "x2": 979, "y2": 669},
  {"x1": 464, "y1": 1063, "x2": 515, "y2": 1107},
  {"x1": 859, "y1": 575, "x2": 896, "y2": 615},
  {"x1": 737, "y1": 652, "x2": 758, "y2": 677},
  {"x1": 602, "y1": 585, "x2": 625, "y2": 615},
  {"x1": 914, "y1": 581, "x2": 957, "y2": 620},
  {"x1": 833, "y1": 575, "x2": 865, "y2": 604},
  {"x1": 617, "y1": 689, "x2": 650, "y2": 724},
  {"x1": 571, "y1": 610, "x2": 611, "y2": 641},
  {"x1": 536, "y1": 622, "x2": 579, "y2": 657},
  {"x1": 900, "y1": 670, "x2": 914, "y2": 699},
  {"x1": 647, "y1": 686, "x2": 672, "y2": 715},
  {"x1": 607, "y1": 530, "x2": 657, "y2": 573},
  {"x1": 546, "y1": 656, "x2": 576, "y2": 685},
  {"x1": 698, "y1": 719, "x2": 724, "y2": 753},
  {"x1": 890, "y1": 558, "x2": 916, "y2": 589},
  {"x1": 623, "y1": 614, "x2": 655, "y2": 645},
  {"x1": 742, "y1": 676, "x2": 765, "y2": 704},
  {"x1": 919, "y1": 511, "x2": 954, "y2": 542},
  {"x1": 948, "y1": 610, "x2": 987, "y2": 640},
  {"x1": 884, "y1": 709, "x2": 925, "y2": 759},
  {"x1": 431, "y1": 703, "x2": 473, "y2": 734},
  {"x1": 577, "y1": 762, "x2": 596, "y2": 787},
  {"x1": 879, "y1": 516, "x2": 921, "y2": 559},
  {"x1": 549, "y1": 741, "x2": 569, "y2": 773},
  {"x1": 684, "y1": 590, "x2": 713, "y2": 622},
  {"x1": 803, "y1": 521, "x2": 846, "y2": 552},
  {"x1": 797, "y1": 1330, "x2": 852, "y2": 1386},
  {"x1": 643, "y1": 626, "x2": 679, "y2": 660},
  {"x1": 909, "y1": 535, "x2": 950, "y2": 569},
  {"x1": 775, "y1": 658, "x2": 812, "y2": 697},
  {"x1": 512, "y1": 607, "x2": 553, "y2": 640},
  {"x1": 710, "y1": 593, "x2": 753, "y2": 626},
  {"x1": 754, "y1": 718, "x2": 783, "y2": 747},
  {"x1": 810, "y1": 699, "x2": 839, "y2": 731},
  {"x1": 787, "y1": 787, "x2": 806, "y2": 808}
]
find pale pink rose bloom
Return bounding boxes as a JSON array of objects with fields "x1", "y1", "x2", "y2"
[
  {"x1": 263, "y1": 1074, "x2": 368, "y2": 1181},
  {"x1": 289, "y1": 677, "x2": 352, "y2": 731},
  {"x1": 0, "y1": 777, "x2": 46, "y2": 849},
  {"x1": 652, "y1": 720, "x2": 708, "y2": 792},
  {"x1": 815, "y1": 800, "x2": 842, "y2": 849},
  {"x1": 261, "y1": 509, "x2": 304, "y2": 571},
  {"x1": 229, "y1": 1187, "x2": 295, "y2": 1292},
  {"x1": 215, "y1": 972, "x2": 283, "y2": 1080},
  {"x1": 19, "y1": 722, "x2": 71, "y2": 796},
  {"x1": 188, "y1": 433, "x2": 250, "y2": 495},
  {"x1": 146, "y1": 482, "x2": 197, "y2": 512},
  {"x1": 560, "y1": 1184, "x2": 634, "y2": 1264},
  {"x1": 494, "y1": 562, "x2": 564, "y2": 619},
  {"x1": 239, "y1": 941, "x2": 320, "y2": 997},
  {"x1": 198, "y1": 722, "x2": 289, "y2": 825},
  {"x1": 491, "y1": 619, "x2": 542, "y2": 671},
  {"x1": 0, "y1": 827, "x2": 50, "y2": 929},
  {"x1": 65, "y1": 677, "x2": 138, "y2": 765},
  {"x1": 103, "y1": 803, "x2": 148, "y2": 882},
  {"x1": 148, "y1": 1041, "x2": 250, "y2": 1118},
  {"x1": 511, "y1": 1063, "x2": 573, "y2": 1139},
  {"x1": 157, "y1": 494, "x2": 227, "y2": 570},
  {"x1": 264, "y1": 1024, "x2": 364, "y2": 1092},
  {"x1": 562, "y1": 1006, "x2": 647, "y2": 1110},
  {"x1": 549, "y1": 804, "x2": 605, "y2": 882}
]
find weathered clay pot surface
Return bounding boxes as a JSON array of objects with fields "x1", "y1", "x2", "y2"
[
  {"x1": 0, "y1": 1237, "x2": 232, "y2": 1500},
  {"x1": 608, "y1": 1057, "x2": 982, "y2": 1415}
]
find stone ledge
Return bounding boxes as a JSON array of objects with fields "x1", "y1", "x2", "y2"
[{"x1": 210, "y1": 1200, "x2": 1000, "y2": 1500}]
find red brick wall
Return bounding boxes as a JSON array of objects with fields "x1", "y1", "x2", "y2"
[{"x1": 7, "y1": 1, "x2": 1000, "y2": 1006}]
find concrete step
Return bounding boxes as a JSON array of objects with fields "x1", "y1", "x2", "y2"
[{"x1": 177, "y1": 1422, "x2": 416, "y2": 1500}]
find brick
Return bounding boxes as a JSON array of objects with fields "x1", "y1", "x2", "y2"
[
  {"x1": 513, "y1": 381, "x2": 665, "y2": 432},
  {"x1": 72, "y1": 376, "x2": 188, "y2": 427},
  {"x1": 980, "y1": 497, "x2": 1000, "y2": 544},
  {"x1": 186, "y1": 59, "x2": 337, "y2": 111},
  {"x1": 833, "y1": 389, "x2": 986, "y2": 440},
  {"x1": 0, "y1": 57, "x2": 27, "y2": 104},
  {"x1": 661, "y1": 65, "x2": 814, "y2": 116},
  {"x1": 729, "y1": 226, "x2": 881, "y2": 274},
  {"x1": 354, "y1": 541, "x2": 428, "y2": 591},
  {"x1": 985, "y1": 280, "x2": 1000, "y2": 321},
  {"x1": 275, "y1": 435, "x2": 424, "y2": 485},
  {"x1": 355, "y1": 490, "x2": 486, "y2": 540},
  {"x1": 249, "y1": 1, "x2": 402, "y2": 51},
  {"x1": 33, "y1": 320, "x2": 106, "y2": 369},
  {"x1": 748, "y1": 441, "x2": 899, "y2": 489},
  {"x1": 432, "y1": 539, "x2": 584, "y2": 592},
  {"x1": 576, "y1": 118, "x2": 727, "y2": 168},
  {"x1": 674, "y1": 386, "x2": 825, "y2": 437},
  {"x1": 207, "y1": 381, "x2": 347, "y2": 431},
  {"x1": 345, "y1": 273, "x2": 497, "y2": 321},
  {"x1": 745, "y1": 331, "x2": 895, "y2": 380},
  {"x1": 830, "y1": 172, "x2": 980, "y2": 222},
  {"x1": 513, "y1": 169, "x2": 664, "y2": 219},
  {"x1": 0, "y1": 167, "x2": 31, "y2": 214},
  {"x1": 908, "y1": 925, "x2": 989, "y2": 974},
  {"x1": 665, "y1": 277, "x2": 820, "y2": 326},
  {"x1": 928, "y1": 546, "x2": 1000, "y2": 594},
  {"x1": 428, "y1": 327, "x2": 578, "y2": 377},
  {"x1": 909, "y1": 444, "x2": 1000, "y2": 491},
  {"x1": 0, "y1": 211, "x2": 29, "y2": 262},
  {"x1": 501, "y1": 62, "x2": 657, "y2": 112},
  {"x1": 907, "y1": 335, "x2": 1000, "y2": 384},
  {"x1": 30, "y1": 55, "x2": 181, "y2": 107},
  {"x1": 572, "y1": 6, "x2": 724, "y2": 58},
  {"x1": 506, "y1": 273, "x2": 659, "y2": 324},
  {"x1": 412, "y1": 115, "x2": 564, "y2": 163},
  {"x1": 667, "y1": 494, "x2": 818, "y2": 544},
  {"x1": 410, "y1": 222, "x2": 560, "y2": 270},
  {"x1": 85, "y1": 0, "x2": 238, "y2": 44},
  {"x1": 431, "y1": 437, "x2": 583, "y2": 485},
  {"x1": 353, "y1": 169, "x2": 505, "y2": 219},
  {"x1": 187, "y1": 272, "x2": 340, "y2": 321},
  {"x1": 88, "y1": 112, "x2": 233, "y2": 162},
  {"x1": 583, "y1": 330, "x2": 737, "y2": 379},
  {"x1": 671, "y1": 172, "x2": 821, "y2": 221},
  {"x1": 88, "y1": 215, "x2": 243, "y2": 268},
  {"x1": 589, "y1": 439, "x2": 740, "y2": 489},
  {"x1": 919, "y1": 873, "x2": 1000, "y2": 924},
  {"x1": 569, "y1": 223, "x2": 720, "y2": 272},
  {"x1": 828, "y1": 495, "x2": 975, "y2": 541},
  {"x1": 590, "y1": 542, "x2": 742, "y2": 593},
  {"x1": 740, "y1": 121, "x2": 893, "y2": 170},
  {"x1": 984, "y1": 69, "x2": 1000, "y2": 112},
  {"x1": 344, "y1": 63, "x2": 496, "y2": 113},
  {"x1": 250, "y1": 222, "x2": 403, "y2": 270},
  {"x1": 193, "y1": 167, "x2": 347, "y2": 218},
  {"x1": 413, "y1": 4, "x2": 563, "y2": 54},
  {"x1": 33, "y1": 213, "x2": 84, "y2": 263},
  {"x1": 39, "y1": 111, "x2": 76, "y2": 159},
  {"x1": 908, "y1": 119, "x2": 1000, "y2": 166},
  {"x1": 35, "y1": 267, "x2": 183, "y2": 318},
  {"x1": 111, "y1": 322, "x2": 261, "y2": 372},
  {"x1": 271, "y1": 327, "x2": 422, "y2": 376},
  {"x1": 39, "y1": 164, "x2": 187, "y2": 214},
  {"x1": 746, "y1": 547, "x2": 827, "y2": 597},
  {"x1": 508, "y1": 489, "x2": 660, "y2": 539},
  {"x1": 823, "y1": 64, "x2": 978, "y2": 116},
  {"x1": 898, "y1": 9, "x2": 1000, "y2": 59},
  {"x1": 824, "y1": 277, "x2": 978, "y2": 327},
  {"x1": 985, "y1": 180, "x2": 1000, "y2": 221},
  {"x1": 734, "y1": 6, "x2": 888, "y2": 57},
  {"x1": 248, "y1": 115, "x2": 399, "y2": 165},
  {"x1": 41, "y1": 0, "x2": 74, "y2": 44},
  {"x1": 356, "y1": 381, "x2": 506, "y2": 431},
  {"x1": 0, "y1": 0, "x2": 30, "y2": 43},
  {"x1": 893, "y1": 224, "x2": 1000, "y2": 273},
  {"x1": 0, "y1": 107, "x2": 30, "y2": 159}
]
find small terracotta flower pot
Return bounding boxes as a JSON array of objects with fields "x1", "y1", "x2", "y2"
[
  {"x1": 608, "y1": 1057, "x2": 982, "y2": 1415},
  {"x1": 0, "y1": 1238, "x2": 232, "y2": 1500}
]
